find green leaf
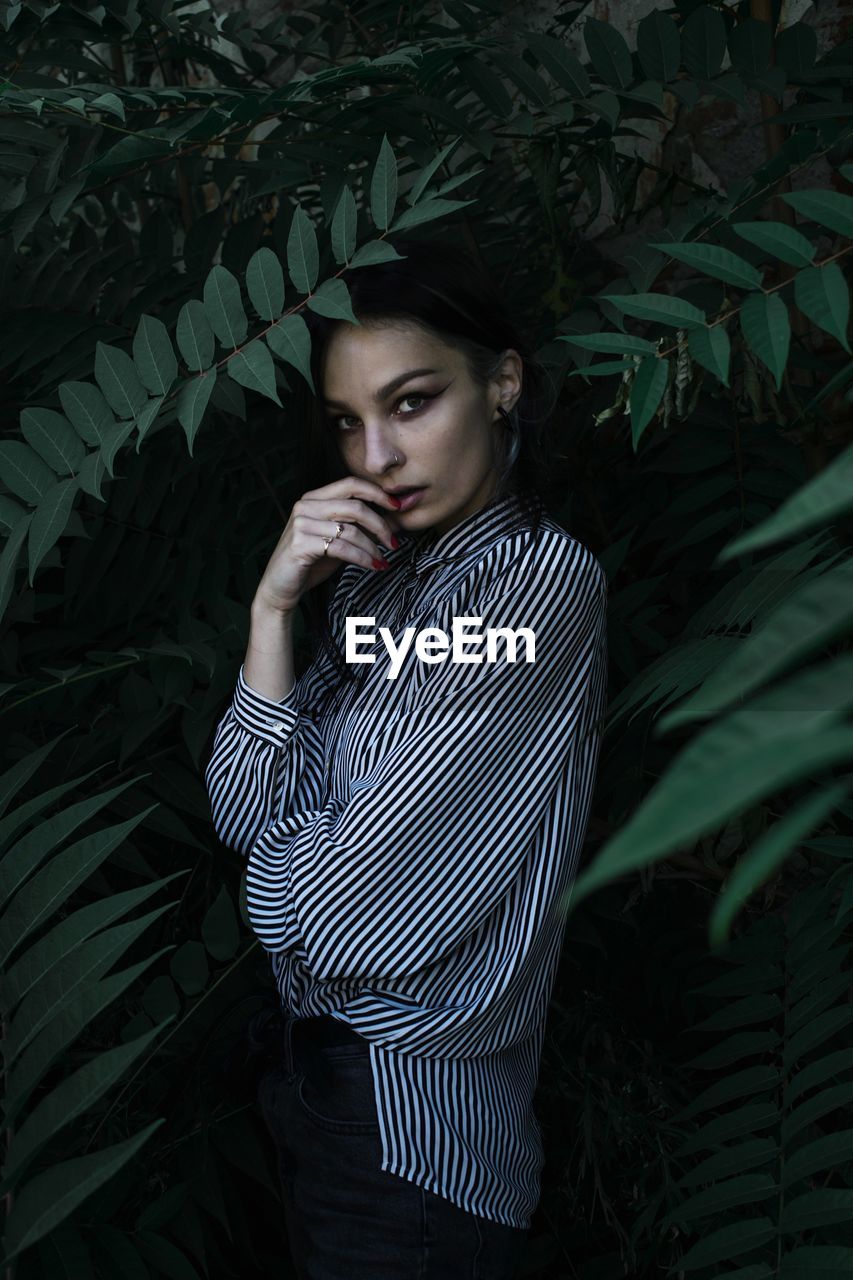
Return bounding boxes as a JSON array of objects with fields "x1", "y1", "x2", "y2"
[
  {"x1": 740, "y1": 292, "x2": 790, "y2": 390},
  {"x1": 663, "y1": 1175, "x2": 777, "y2": 1229},
  {"x1": 782, "y1": 189, "x2": 853, "y2": 239},
  {"x1": 560, "y1": 332, "x2": 658, "y2": 355},
  {"x1": 306, "y1": 278, "x2": 359, "y2": 324},
  {"x1": 0, "y1": 807, "x2": 156, "y2": 967},
  {"x1": 0, "y1": 512, "x2": 31, "y2": 623},
  {"x1": 458, "y1": 55, "x2": 514, "y2": 120},
  {"x1": 674, "y1": 1102, "x2": 779, "y2": 1157},
  {"x1": 227, "y1": 340, "x2": 281, "y2": 405},
  {"x1": 89, "y1": 91, "x2": 126, "y2": 121},
  {"x1": 266, "y1": 313, "x2": 315, "y2": 394},
  {"x1": 391, "y1": 196, "x2": 476, "y2": 232},
  {"x1": 330, "y1": 185, "x2": 357, "y2": 264},
  {"x1": 76, "y1": 452, "x2": 107, "y2": 501},
  {"x1": 525, "y1": 33, "x2": 590, "y2": 96},
  {"x1": 587, "y1": 90, "x2": 620, "y2": 130},
  {"x1": 710, "y1": 782, "x2": 850, "y2": 947},
  {"x1": 94, "y1": 342, "x2": 148, "y2": 419},
  {"x1": 132, "y1": 315, "x2": 178, "y2": 396},
  {"x1": 723, "y1": 442, "x2": 853, "y2": 557},
  {"x1": 347, "y1": 240, "x2": 406, "y2": 269},
  {"x1": 27, "y1": 477, "x2": 78, "y2": 586},
  {"x1": 100, "y1": 422, "x2": 135, "y2": 480},
  {"x1": 781, "y1": 1190, "x2": 853, "y2": 1234},
  {"x1": 287, "y1": 205, "x2": 319, "y2": 295},
  {"x1": 170, "y1": 940, "x2": 209, "y2": 997},
  {"x1": 794, "y1": 263, "x2": 850, "y2": 353},
  {"x1": 630, "y1": 356, "x2": 668, "y2": 446},
  {"x1": 785, "y1": 1008, "x2": 853, "y2": 1071},
  {"x1": 4, "y1": 873, "x2": 186, "y2": 1011},
  {"x1": 776, "y1": 22, "x2": 817, "y2": 76},
  {"x1": 202, "y1": 885, "x2": 240, "y2": 961},
  {"x1": 0, "y1": 496, "x2": 25, "y2": 534},
  {"x1": 661, "y1": 562, "x2": 853, "y2": 727},
  {"x1": 202, "y1": 264, "x2": 248, "y2": 348},
  {"x1": 650, "y1": 241, "x2": 763, "y2": 290},
  {"x1": 566, "y1": 704, "x2": 853, "y2": 913},
  {"x1": 370, "y1": 133, "x2": 398, "y2": 232},
  {"x1": 3, "y1": 1121, "x2": 165, "y2": 1264},
  {"x1": 584, "y1": 17, "x2": 633, "y2": 90},
  {"x1": 245, "y1": 246, "x2": 285, "y2": 322},
  {"x1": 568, "y1": 360, "x2": 638, "y2": 378},
  {"x1": 779, "y1": 1246, "x2": 853, "y2": 1279},
  {"x1": 677, "y1": 1217, "x2": 776, "y2": 1271},
  {"x1": 0, "y1": 442, "x2": 56, "y2": 504},
  {"x1": 682, "y1": 4, "x2": 727, "y2": 79},
  {"x1": 20, "y1": 408, "x2": 85, "y2": 475},
  {"x1": 407, "y1": 139, "x2": 464, "y2": 208},
  {"x1": 176, "y1": 299, "x2": 215, "y2": 373},
  {"x1": 58, "y1": 381, "x2": 114, "y2": 448},
  {"x1": 135, "y1": 396, "x2": 164, "y2": 450},
  {"x1": 676, "y1": 1139, "x2": 777, "y2": 1190},
  {"x1": 732, "y1": 220, "x2": 815, "y2": 267},
  {"x1": 688, "y1": 324, "x2": 730, "y2": 385},
  {"x1": 5, "y1": 905, "x2": 175, "y2": 1077},
  {"x1": 636, "y1": 10, "x2": 680, "y2": 82},
  {"x1": 2, "y1": 1022, "x2": 167, "y2": 1188},
  {"x1": 783, "y1": 1130, "x2": 853, "y2": 1187},
  {"x1": 729, "y1": 17, "x2": 772, "y2": 76},
  {"x1": 176, "y1": 370, "x2": 216, "y2": 457},
  {"x1": 600, "y1": 292, "x2": 706, "y2": 329}
]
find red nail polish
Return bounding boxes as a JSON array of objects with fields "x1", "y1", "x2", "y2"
[
  {"x1": 372, "y1": 558, "x2": 391, "y2": 570},
  {"x1": 389, "y1": 496, "x2": 403, "y2": 508},
  {"x1": 391, "y1": 534, "x2": 400, "y2": 549}
]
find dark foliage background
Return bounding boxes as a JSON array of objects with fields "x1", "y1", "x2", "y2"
[{"x1": 1, "y1": 1, "x2": 852, "y2": 1276}]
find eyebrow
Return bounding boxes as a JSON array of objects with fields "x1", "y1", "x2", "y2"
[{"x1": 323, "y1": 367, "x2": 440, "y2": 410}]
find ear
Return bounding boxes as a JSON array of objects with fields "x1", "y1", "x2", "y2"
[{"x1": 490, "y1": 348, "x2": 523, "y2": 419}]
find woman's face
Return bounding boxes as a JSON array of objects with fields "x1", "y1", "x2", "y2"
[{"x1": 321, "y1": 319, "x2": 522, "y2": 537}]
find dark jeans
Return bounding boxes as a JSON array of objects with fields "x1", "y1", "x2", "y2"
[{"x1": 254, "y1": 1011, "x2": 529, "y2": 1278}]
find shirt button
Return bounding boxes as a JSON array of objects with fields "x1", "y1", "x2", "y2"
[{"x1": 267, "y1": 720, "x2": 285, "y2": 732}]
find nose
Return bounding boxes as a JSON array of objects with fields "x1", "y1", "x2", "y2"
[{"x1": 360, "y1": 420, "x2": 402, "y2": 475}]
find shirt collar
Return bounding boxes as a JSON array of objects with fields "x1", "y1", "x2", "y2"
[{"x1": 387, "y1": 489, "x2": 532, "y2": 576}]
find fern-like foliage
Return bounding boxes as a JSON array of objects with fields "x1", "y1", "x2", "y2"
[{"x1": 663, "y1": 879, "x2": 853, "y2": 1277}]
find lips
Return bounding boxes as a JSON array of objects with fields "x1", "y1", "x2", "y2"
[{"x1": 390, "y1": 486, "x2": 426, "y2": 511}]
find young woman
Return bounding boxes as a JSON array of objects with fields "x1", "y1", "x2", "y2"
[{"x1": 204, "y1": 236, "x2": 609, "y2": 1278}]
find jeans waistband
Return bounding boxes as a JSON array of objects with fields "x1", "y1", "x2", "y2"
[{"x1": 289, "y1": 1013, "x2": 367, "y2": 1052}]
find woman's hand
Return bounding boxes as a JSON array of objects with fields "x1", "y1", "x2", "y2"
[{"x1": 253, "y1": 478, "x2": 403, "y2": 616}]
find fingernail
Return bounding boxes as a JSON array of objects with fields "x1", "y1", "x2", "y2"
[
  {"x1": 372, "y1": 558, "x2": 391, "y2": 570},
  {"x1": 388, "y1": 496, "x2": 403, "y2": 508},
  {"x1": 390, "y1": 534, "x2": 400, "y2": 549}
]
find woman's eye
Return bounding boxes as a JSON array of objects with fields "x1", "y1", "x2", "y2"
[{"x1": 332, "y1": 392, "x2": 434, "y2": 432}]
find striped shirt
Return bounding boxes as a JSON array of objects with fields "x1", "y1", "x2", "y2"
[{"x1": 204, "y1": 488, "x2": 608, "y2": 1229}]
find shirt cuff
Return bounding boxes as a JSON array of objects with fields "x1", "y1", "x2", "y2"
[{"x1": 232, "y1": 663, "x2": 300, "y2": 746}]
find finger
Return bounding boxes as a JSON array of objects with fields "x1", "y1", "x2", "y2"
[
  {"x1": 303, "y1": 476, "x2": 402, "y2": 513},
  {"x1": 298, "y1": 517, "x2": 389, "y2": 570},
  {"x1": 295, "y1": 496, "x2": 399, "y2": 551}
]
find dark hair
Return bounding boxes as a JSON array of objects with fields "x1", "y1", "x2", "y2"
[{"x1": 291, "y1": 234, "x2": 561, "y2": 717}]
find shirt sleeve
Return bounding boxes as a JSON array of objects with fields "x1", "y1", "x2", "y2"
[
  {"x1": 245, "y1": 539, "x2": 608, "y2": 982},
  {"x1": 203, "y1": 570, "x2": 355, "y2": 857}
]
